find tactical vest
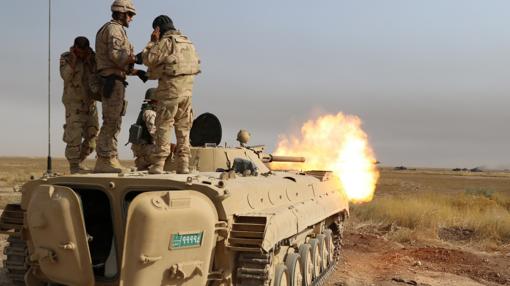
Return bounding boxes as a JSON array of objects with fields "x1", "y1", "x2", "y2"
[{"x1": 163, "y1": 34, "x2": 201, "y2": 76}]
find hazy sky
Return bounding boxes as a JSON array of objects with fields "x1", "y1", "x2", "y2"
[{"x1": 1, "y1": 1, "x2": 509, "y2": 168}]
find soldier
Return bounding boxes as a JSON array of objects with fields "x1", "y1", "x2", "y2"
[
  {"x1": 60, "y1": 36, "x2": 99, "y2": 174},
  {"x1": 94, "y1": 0, "x2": 146, "y2": 173},
  {"x1": 130, "y1": 88, "x2": 157, "y2": 171},
  {"x1": 142, "y1": 15, "x2": 201, "y2": 174}
]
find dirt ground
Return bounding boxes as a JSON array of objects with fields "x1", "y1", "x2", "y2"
[
  {"x1": 324, "y1": 168, "x2": 510, "y2": 286},
  {"x1": 0, "y1": 158, "x2": 509, "y2": 285},
  {"x1": 325, "y1": 231, "x2": 510, "y2": 286}
]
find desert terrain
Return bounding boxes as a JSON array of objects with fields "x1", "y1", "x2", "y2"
[{"x1": 0, "y1": 157, "x2": 509, "y2": 286}]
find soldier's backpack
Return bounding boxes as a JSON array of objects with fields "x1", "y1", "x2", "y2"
[
  {"x1": 128, "y1": 104, "x2": 153, "y2": 145},
  {"x1": 163, "y1": 34, "x2": 201, "y2": 76}
]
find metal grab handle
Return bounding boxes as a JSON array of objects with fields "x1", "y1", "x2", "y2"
[
  {"x1": 168, "y1": 261, "x2": 203, "y2": 280},
  {"x1": 31, "y1": 247, "x2": 57, "y2": 264},
  {"x1": 59, "y1": 242, "x2": 75, "y2": 250},
  {"x1": 140, "y1": 254, "x2": 162, "y2": 264}
]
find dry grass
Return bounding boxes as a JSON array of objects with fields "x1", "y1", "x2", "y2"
[
  {"x1": 0, "y1": 157, "x2": 69, "y2": 188},
  {"x1": 0, "y1": 157, "x2": 133, "y2": 188},
  {"x1": 351, "y1": 171, "x2": 510, "y2": 248},
  {"x1": 352, "y1": 190, "x2": 510, "y2": 245}
]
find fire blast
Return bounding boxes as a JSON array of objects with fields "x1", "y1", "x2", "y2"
[{"x1": 272, "y1": 112, "x2": 379, "y2": 203}]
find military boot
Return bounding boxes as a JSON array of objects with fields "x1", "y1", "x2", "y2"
[
  {"x1": 134, "y1": 157, "x2": 150, "y2": 171},
  {"x1": 176, "y1": 165, "x2": 190, "y2": 174},
  {"x1": 148, "y1": 160, "x2": 165, "y2": 174},
  {"x1": 69, "y1": 161, "x2": 91, "y2": 174},
  {"x1": 176, "y1": 160, "x2": 190, "y2": 174},
  {"x1": 94, "y1": 157, "x2": 125, "y2": 173}
]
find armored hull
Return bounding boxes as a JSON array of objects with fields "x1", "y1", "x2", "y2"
[{"x1": 1, "y1": 113, "x2": 350, "y2": 285}]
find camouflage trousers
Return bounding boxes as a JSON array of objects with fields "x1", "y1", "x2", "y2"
[
  {"x1": 131, "y1": 143, "x2": 155, "y2": 170},
  {"x1": 63, "y1": 101, "x2": 99, "y2": 162},
  {"x1": 152, "y1": 96, "x2": 193, "y2": 170},
  {"x1": 96, "y1": 80, "x2": 127, "y2": 158}
]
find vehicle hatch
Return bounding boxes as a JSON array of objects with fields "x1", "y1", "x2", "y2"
[{"x1": 26, "y1": 185, "x2": 94, "y2": 286}]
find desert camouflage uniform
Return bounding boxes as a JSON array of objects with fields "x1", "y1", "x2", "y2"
[
  {"x1": 131, "y1": 109, "x2": 156, "y2": 170},
  {"x1": 142, "y1": 30, "x2": 200, "y2": 173},
  {"x1": 59, "y1": 51, "x2": 99, "y2": 165},
  {"x1": 95, "y1": 20, "x2": 134, "y2": 159}
]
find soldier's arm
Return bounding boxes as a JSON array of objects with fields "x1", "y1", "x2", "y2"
[
  {"x1": 142, "y1": 41, "x2": 169, "y2": 79},
  {"x1": 107, "y1": 26, "x2": 132, "y2": 68},
  {"x1": 143, "y1": 39, "x2": 173, "y2": 67},
  {"x1": 143, "y1": 110, "x2": 157, "y2": 137},
  {"x1": 85, "y1": 50, "x2": 97, "y2": 72},
  {"x1": 59, "y1": 53, "x2": 75, "y2": 81}
]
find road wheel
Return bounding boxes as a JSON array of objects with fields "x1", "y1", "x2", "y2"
[
  {"x1": 308, "y1": 238, "x2": 321, "y2": 279},
  {"x1": 324, "y1": 229, "x2": 335, "y2": 266},
  {"x1": 317, "y1": 234, "x2": 328, "y2": 271},
  {"x1": 298, "y1": 244, "x2": 313, "y2": 286},
  {"x1": 273, "y1": 263, "x2": 289, "y2": 286},
  {"x1": 285, "y1": 253, "x2": 302, "y2": 286}
]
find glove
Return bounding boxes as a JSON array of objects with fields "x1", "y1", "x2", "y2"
[
  {"x1": 135, "y1": 52, "x2": 143, "y2": 65},
  {"x1": 136, "y1": 70, "x2": 148, "y2": 83}
]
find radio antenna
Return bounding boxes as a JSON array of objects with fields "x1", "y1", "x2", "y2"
[{"x1": 46, "y1": 0, "x2": 53, "y2": 175}]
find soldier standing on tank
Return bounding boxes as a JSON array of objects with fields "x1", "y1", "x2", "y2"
[
  {"x1": 141, "y1": 15, "x2": 201, "y2": 174},
  {"x1": 130, "y1": 88, "x2": 157, "y2": 171},
  {"x1": 94, "y1": 0, "x2": 147, "y2": 173},
  {"x1": 60, "y1": 36, "x2": 99, "y2": 174}
]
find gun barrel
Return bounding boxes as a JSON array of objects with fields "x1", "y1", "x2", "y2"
[{"x1": 262, "y1": 155, "x2": 306, "y2": 163}]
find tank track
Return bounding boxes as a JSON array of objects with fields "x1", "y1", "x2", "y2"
[
  {"x1": 235, "y1": 217, "x2": 344, "y2": 286},
  {"x1": 312, "y1": 217, "x2": 344, "y2": 286},
  {"x1": 236, "y1": 253, "x2": 271, "y2": 286},
  {"x1": 0, "y1": 204, "x2": 28, "y2": 286},
  {"x1": 3, "y1": 236, "x2": 29, "y2": 285}
]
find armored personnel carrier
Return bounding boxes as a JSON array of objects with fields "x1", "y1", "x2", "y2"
[{"x1": 0, "y1": 113, "x2": 349, "y2": 286}]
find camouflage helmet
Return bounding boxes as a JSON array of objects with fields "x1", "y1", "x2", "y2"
[
  {"x1": 111, "y1": 0, "x2": 136, "y2": 15},
  {"x1": 145, "y1": 88, "x2": 157, "y2": 100},
  {"x1": 237, "y1": 129, "x2": 251, "y2": 146}
]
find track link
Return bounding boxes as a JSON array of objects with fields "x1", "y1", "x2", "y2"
[
  {"x1": 3, "y1": 236, "x2": 29, "y2": 285},
  {"x1": 1, "y1": 204, "x2": 28, "y2": 286},
  {"x1": 236, "y1": 252, "x2": 271, "y2": 285}
]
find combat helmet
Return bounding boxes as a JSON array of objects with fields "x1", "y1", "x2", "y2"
[
  {"x1": 237, "y1": 129, "x2": 251, "y2": 146},
  {"x1": 111, "y1": 0, "x2": 136, "y2": 15}
]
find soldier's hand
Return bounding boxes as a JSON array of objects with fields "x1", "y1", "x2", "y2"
[
  {"x1": 151, "y1": 27, "x2": 160, "y2": 42},
  {"x1": 127, "y1": 54, "x2": 136, "y2": 65},
  {"x1": 84, "y1": 48, "x2": 94, "y2": 63},
  {"x1": 135, "y1": 70, "x2": 149, "y2": 83},
  {"x1": 135, "y1": 52, "x2": 143, "y2": 65}
]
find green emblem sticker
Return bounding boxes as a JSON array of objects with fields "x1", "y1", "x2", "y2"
[{"x1": 171, "y1": 232, "x2": 203, "y2": 249}]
